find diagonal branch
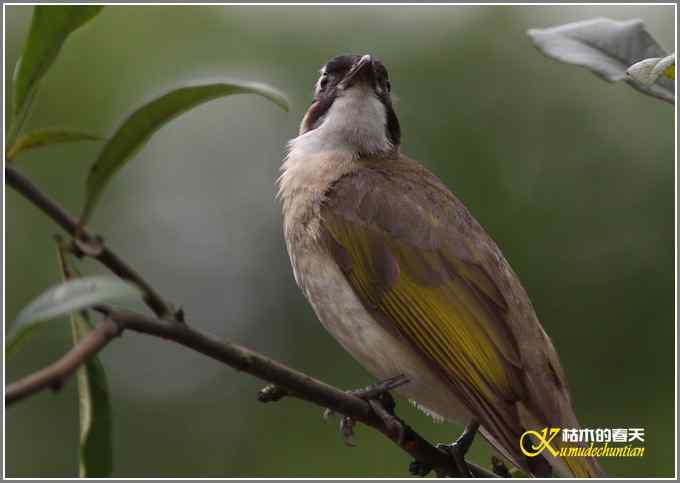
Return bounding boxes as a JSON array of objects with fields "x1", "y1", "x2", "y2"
[
  {"x1": 5, "y1": 164, "x2": 173, "y2": 319},
  {"x1": 4, "y1": 164, "x2": 500, "y2": 478},
  {"x1": 5, "y1": 318, "x2": 120, "y2": 404},
  {"x1": 109, "y1": 309, "x2": 497, "y2": 478},
  {"x1": 8, "y1": 307, "x2": 498, "y2": 478}
]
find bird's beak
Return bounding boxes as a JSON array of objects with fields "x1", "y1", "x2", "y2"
[{"x1": 339, "y1": 54, "x2": 375, "y2": 90}]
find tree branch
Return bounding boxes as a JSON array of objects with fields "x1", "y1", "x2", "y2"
[
  {"x1": 5, "y1": 318, "x2": 120, "y2": 405},
  {"x1": 5, "y1": 164, "x2": 173, "y2": 319},
  {"x1": 5, "y1": 164, "x2": 500, "y2": 478},
  {"x1": 16, "y1": 307, "x2": 499, "y2": 478}
]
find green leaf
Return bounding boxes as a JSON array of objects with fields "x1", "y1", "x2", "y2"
[
  {"x1": 12, "y1": 6, "x2": 103, "y2": 124},
  {"x1": 6, "y1": 276, "x2": 141, "y2": 358},
  {"x1": 7, "y1": 128, "x2": 100, "y2": 160},
  {"x1": 71, "y1": 312, "x2": 113, "y2": 477},
  {"x1": 80, "y1": 81, "x2": 289, "y2": 224},
  {"x1": 55, "y1": 246, "x2": 113, "y2": 477}
]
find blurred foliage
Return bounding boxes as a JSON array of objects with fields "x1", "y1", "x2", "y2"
[
  {"x1": 5, "y1": 5, "x2": 674, "y2": 478},
  {"x1": 81, "y1": 80, "x2": 288, "y2": 224},
  {"x1": 9, "y1": 6, "x2": 103, "y2": 143}
]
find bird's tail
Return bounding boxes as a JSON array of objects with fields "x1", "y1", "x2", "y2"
[
  {"x1": 481, "y1": 423, "x2": 606, "y2": 478},
  {"x1": 515, "y1": 402, "x2": 607, "y2": 478}
]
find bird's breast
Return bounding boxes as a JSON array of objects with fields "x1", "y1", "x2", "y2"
[{"x1": 289, "y1": 243, "x2": 473, "y2": 425}]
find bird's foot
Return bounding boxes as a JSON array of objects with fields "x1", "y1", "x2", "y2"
[
  {"x1": 436, "y1": 421, "x2": 480, "y2": 477},
  {"x1": 491, "y1": 456, "x2": 512, "y2": 477},
  {"x1": 410, "y1": 421, "x2": 479, "y2": 477},
  {"x1": 323, "y1": 374, "x2": 410, "y2": 447},
  {"x1": 408, "y1": 460, "x2": 432, "y2": 477}
]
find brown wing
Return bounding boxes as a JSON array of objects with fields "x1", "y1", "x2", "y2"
[
  {"x1": 321, "y1": 158, "x2": 526, "y2": 456},
  {"x1": 320, "y1": 156, "x2": 604, "y2": 477}
]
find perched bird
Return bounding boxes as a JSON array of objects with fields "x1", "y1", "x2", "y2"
[{"x1": 278, "y1": 54, "x2": 604, "y2": 477}]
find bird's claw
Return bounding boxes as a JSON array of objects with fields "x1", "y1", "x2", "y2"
[
  {"x1": 436, "y1": 421, "x2": 480, "y2": 478},
  {"x1": 347, "y1": 374, "x2": 410, "y2": 401},
  {"x1": 437, "y1": 442, "x2": 472, "y2": 477},
  {"x1": 340, "y1": 416, "x2": 357, "y2": 446},
  {"x1": 491, "y1": 456, "x2": 511, "y2": 477},
  {"x1": 409, "y1": 460, "x2": 432, "y2": 477},
  {"x1": 368, "y1": 398, "x2": 406, "y2": 444},
  {"x1": 323, "y1": 374, "x2": 410, "y2": 447}
]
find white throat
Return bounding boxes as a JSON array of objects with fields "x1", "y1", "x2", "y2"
[
  {"x1": 291, "y1": 85, "x2": 391, "y2": 159},
  {"x1": 278, "y1": 85, "x2": 391, "y2": 204}
]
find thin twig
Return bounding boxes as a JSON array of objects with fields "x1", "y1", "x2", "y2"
[
  {"x1": 5, "y1": 164, "x2": 173, "y2": 319},
  {"x1": 5, "y1": 318, "x2": 120, "y2": 405}
]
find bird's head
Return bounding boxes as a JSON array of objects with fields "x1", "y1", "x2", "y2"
[{"x1": 298, "y1": 54, "x2": 401, "y2": 157}]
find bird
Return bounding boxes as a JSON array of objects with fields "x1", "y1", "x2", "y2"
[{"x1": 278, "y1": 53, "x2": 604, "y2": 478}]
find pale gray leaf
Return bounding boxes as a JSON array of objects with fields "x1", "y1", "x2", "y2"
[{"x1": 528, "y1": 18, "x2": 674, "y2": 103}]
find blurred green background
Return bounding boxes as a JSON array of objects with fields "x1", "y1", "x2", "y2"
[{"x1": 5, "y1": 5, "x2": 675, "y2": 478}]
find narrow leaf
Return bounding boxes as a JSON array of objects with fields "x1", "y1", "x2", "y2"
[
  {"x1": 80, "y1": 81, "x2": 289, "y2": 224},
  {"x1": 71, "y1": 312, "x2": 113, "y2": 477},
  {"x1": 55, "y1": 244, "x2": 113, "y2": 477},
  {"x1": 7, "y1": 128, "x2": 100, "y2": 160},
  {"x1": 6, "y1": 276, "x2": 141, "y2": 358},
  {"x1": 12, "y1": 6, "x2": 103, "y2": 121},
  {"x1": 528, "y1": 18, "x2": 675, "y2": 103}
]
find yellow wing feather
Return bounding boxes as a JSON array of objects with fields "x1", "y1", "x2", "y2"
[
  {"x1": 319, "y1": 160, "x2": 605, "y2": 477},
  {"x1": 324, "y1": 213, "x2": 518, "y2": 406}
]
